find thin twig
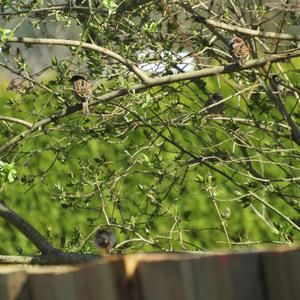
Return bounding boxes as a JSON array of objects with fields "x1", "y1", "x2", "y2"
[{"x1": 249, "y1": 192, "x2": 300, "y2": 231}]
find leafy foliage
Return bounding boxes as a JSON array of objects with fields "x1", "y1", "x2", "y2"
[{"x1": 0, "y1": 0, "x2": 300, "y2": 256}]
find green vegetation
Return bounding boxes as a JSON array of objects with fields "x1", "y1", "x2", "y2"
[{"x1": 0, "y1": 1, "x2": 300, "y2": 259}]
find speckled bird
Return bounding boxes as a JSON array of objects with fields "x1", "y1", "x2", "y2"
[
  {"x1": 228, "y1": 37, "x2": 250, "y2": 66},
  {"x1": 71, "y1": 74, "x2": 92, "y2": 115}
]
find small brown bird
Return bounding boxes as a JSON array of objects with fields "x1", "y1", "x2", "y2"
[
  {"x1": 7, "y1": 78, "x2": 35, "y2": 94},
  {"x1": 228, "y1": 37, "x2": 250, "y2": 66},
  {"x1": 94, "y1": 228, "x2": 116, "y2": 254},
  {"x1": 71, "y1": 74, "x2": 92, "y2": 115},
  {"x1": 205, "y1": 93, "x2": 224, "y2": 114}
]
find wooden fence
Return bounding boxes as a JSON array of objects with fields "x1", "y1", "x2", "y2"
[{"x1": 0, "y1": 247, "x2": 299, "y2": 300}]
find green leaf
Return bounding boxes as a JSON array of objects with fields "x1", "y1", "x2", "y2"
[
  {"x1": 103, "y1": 0, "x2": 118, "y2": 14},
  {"x1": 0, "y1": 28, "x2": 13, "y2": 43},
  {"x1": 0, "y1": 161, "x2": 17, "y2": 183}
]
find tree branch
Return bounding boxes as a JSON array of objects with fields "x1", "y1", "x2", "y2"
[
  {"x1": 142, "y1": 50, "x2": 300, "y2": 87},
  {"x1": 6, "y1": 37, "x2": 151, "y2": 84},
  {"x1": 113, "y1": 101, "x2": 300, "y2": 232},
  {"x1": 179, "y1": 1, "x2": 300, "y2": 41},
  {"x1": 248, "y1": 192, "x2": 300, "y2": 231},
  {"x1": 0, "y1": 0, "x2": 154, "y2": 17},
  {"x1": 259, "y1": 76, "x2": 300, "y2": 145},
  {"x1": 0, "y1": 253, "x2": 99, "y2": 265},
  {"x1": 0, "y1": 201, "x2": 58, "y2": 254},
  {"x1": 0, "y1": 200, "x2": 100, "y2": 264},
  {"x1": 1, "y1": 50, "x2": 300, "y2": 155},
  {"x1": 0, "y1": 116, "x2": 33, "y2": 128}
]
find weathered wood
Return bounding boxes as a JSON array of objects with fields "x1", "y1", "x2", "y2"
[
  {"x1": 0, "y1": 248, "x2": 299, "y2": 300},
  {"x1": 262, "y1": 247, "x2": 291, "y2": 300},
  {"x1": 224, "y1": 252, "x2": 265, "y2": 300},
  {"x1": 0, "y1": 269, "x2": 27, "y2": 300},
  {"x1": 284, "y1": 248, "x2": 300, "y2": 299}
]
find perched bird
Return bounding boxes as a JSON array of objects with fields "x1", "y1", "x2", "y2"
[
  {"x1": 271, "y1": 74, "x2": 285, "y2": 93},
  {"x1": 205, "y1": 93, "x2": 224, "y2": 114},
  {"x1": 228, "y1": 37, "x2": 250, "y2": 66},
  {"x1": 94, "y1": 228, "x2": 116, "y2": 254},
  {"x1": 7, "y1": 78, "x2": 25, "y2": 92},
  {"x1": 71, "y1": 74, "x2": 92, "y2": 115},
  {"x1": 7, "y1": 78, "x2": 35, "y2": 94}
]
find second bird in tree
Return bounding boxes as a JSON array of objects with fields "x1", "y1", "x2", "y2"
[
  {"x1": 228, "y1": 37, "x2": 249, "y2": 66},
  {"x1": 205, "y1": 93, "x2": 224, "y2": 114},
  {"x1": 71, "y1": 74, "x2": 92, "y2": 115},
  {"x1": 94, "y1": 228, "x2": 116, "y2": 254}
]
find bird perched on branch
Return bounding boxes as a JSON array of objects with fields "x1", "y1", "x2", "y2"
[
  {"x1": 205, "y1": 93, "x2": 224, "y2": 114},
  {"x1": 71, "y1": 74, "x2": 92, "y2": 115},
  {"x1": 228, "y1": 37, "x2": 250, "y2": 66},
  {"x1": 94, "y1": 228, "x2": 116, "y2": 254},
  {"x1": 271, "y1": 74, "x2": 285, "y2": 93}
]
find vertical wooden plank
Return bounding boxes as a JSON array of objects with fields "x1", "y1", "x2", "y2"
[
  {"x1": 0, "y1": 270, "x2": 27, "y2": 300},
  {"x1": 284, "y1": 248, "x2": 300, "y2": 300},
  {"x1": 123, "y1": 253, "x2": 196, "y2": 300},
  {"x1": 28, "y1": 273, "x2": 61, "y2": 300},
  {"x1": 0, "y1": 273, "x2": 9, "y2": 300},
  {"x1": 72, "y1": 259, "x2": 125, "y2": 300},
  {"x1": 136, "y1": 259, "x2": 184, "y2": 300},
  {"x1": 178, "y1": 257, "x2": 198, "y2": 300},
  {"x1": 53, "y1": 271, "x2": 78, "y2": 300},
  {"x1": 189, "y1": 255, "x2": 223, "y2": 300},
  {"x1": 228, "y1": 252, "x2": 266, "y2": 300},
  {"x1": 108, "y1": 257, "x2": 128, "y2": 300},
  {"x1": 215, "y1": 254, "x2": 233, "y2": 300},
  {"x1": 262, "y1": 248, "x2": 291, "y2": 300},
  {"x1": 180, "y1": 252, "x2": 266, "y2": 300},
  {"x1": 27, "y1": 267, "x2": 79, "y2": 300}
]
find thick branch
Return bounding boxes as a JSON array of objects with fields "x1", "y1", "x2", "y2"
[
  {"x1": 145, "y1": 51, "x2": 300, "y2": 86},
  {"x1": 6, "y1": 37, "x2": 150, "y2": 83},
  {"x1": 0, "y1": 201, "x2": 101, "y2": 264},
  {"x1": 0, "y1": 253, "x2": 99, "y2": 265},
  {"x1": 0, "y1": 201, "x2": 58, "y2": 254}
]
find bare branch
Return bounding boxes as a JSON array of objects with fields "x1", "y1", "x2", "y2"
[
  {"x1": 0, "y1": 116, "x2": 33, "y2": 128},
  {"x1": 249, "y1": 192, "x2": 300, "y2": 231},
  {"x1": 259, "y1": 77, "x2": 300, "y2": 145},
  {"x1": 6, "y1": 37, "x2": 151, "y2": 84},
  {"x1": 0, "y1": 201, "x2": 58, "y2": 254},
  {"x1": 179, "y1": 1, "x2": 300, "y2": 41}
]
